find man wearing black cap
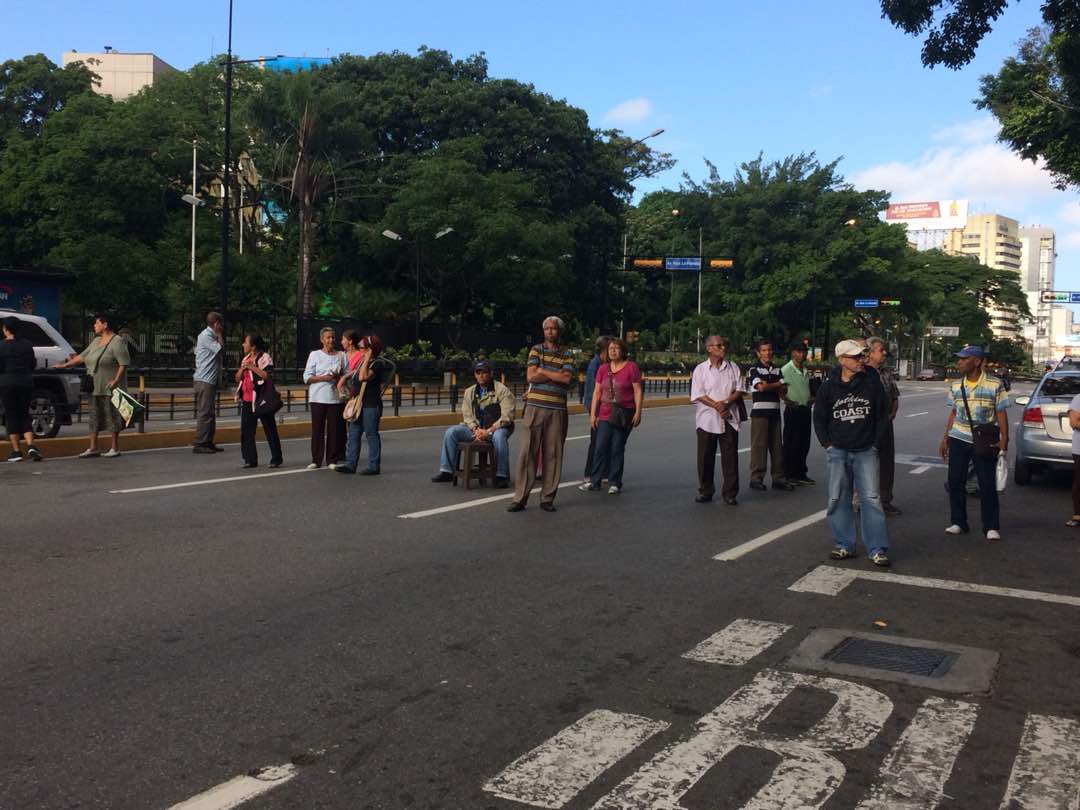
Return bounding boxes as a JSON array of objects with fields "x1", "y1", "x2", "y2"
[
  {"x1": 432, "y1": 360, "x2": 516, "y2": 487},
  {"x1": 939, "y1": 345, "x2": 1009, "y2": 541}
]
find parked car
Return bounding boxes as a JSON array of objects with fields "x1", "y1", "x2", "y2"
[
  {"x1": 916, "y1": 366, "x2": 945, "y2": 381},
  {"x1": 1014, "y1": 369, "x2": 1079, "y2": 485},
  {"x1": 0, "y1": 310, "x2": 83, "y2": 438}
]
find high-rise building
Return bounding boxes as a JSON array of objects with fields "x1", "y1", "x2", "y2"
[
  {"x1": 1019, "y1": 226, "x2": 1056, "y2": 364},
  {"x1": 61, "y1": 50, "x2": 176, "y2": 100},
  {"x1": 957, "y1": 213, "x2": 1023, "y2": 340}
]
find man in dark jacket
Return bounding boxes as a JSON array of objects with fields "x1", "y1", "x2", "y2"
[
  {"x1": 0, "y1": 317, "x2": 41, "y2": 461},
  {"x1": 812, "y1": 339, "x2": 891, "y2": 566}
]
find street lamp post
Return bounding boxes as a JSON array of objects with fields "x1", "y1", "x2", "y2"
[
  {"x1": 182, "y1": 140, "x2": 203, "y2": 282},
  {"x1": 382, "y1": 227, "x2": 454, "y2": 344}
]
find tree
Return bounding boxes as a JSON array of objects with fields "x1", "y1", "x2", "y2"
[{"x1": 0, "y1": 54, "x2": 97, "y2": 145}]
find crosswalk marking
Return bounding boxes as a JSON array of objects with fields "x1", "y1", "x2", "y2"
[
  {"x1": 855, "y1": 697, "x2": 978, "y2": 809},
  {"x1": 1000, "y1": 713, "x2": 1080, "y2": 810},
  {"x1": 683, "y1": 618, "x2": 792, "y2": 666},
  {"x1": 167, "y1": 763, "x2": 297, "y2": 810},
  {"x1": 482, "y1": 709, "x2": 669, "y2": 809}
]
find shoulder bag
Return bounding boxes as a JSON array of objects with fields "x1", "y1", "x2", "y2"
[
  {"x1": 960, "y1": 381, "x2": 1000, "y2": 459},
  {"x1": 604, "y1": 364, "x2": 634, "y2": 432},
  {"x1": 251, "y1": 355, "x2": 283, "y2": 418},
  {"x1": 343, "y1": 380, "x2": 368, "y2": 423}
]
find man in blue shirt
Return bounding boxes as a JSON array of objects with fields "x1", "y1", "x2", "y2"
[{"x1": 192, "y1": 312, "x2": 224, "y2": 453}]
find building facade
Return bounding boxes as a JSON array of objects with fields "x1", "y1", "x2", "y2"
[
  {"x1": 1019, "y1": 227, "x2": 1056, "y2": 364},
  {"x1": 956, "y1": 214, "x2": 1024, "y2": 340},
  {"x1": 61, "y1": 50, "x2": 176, "y2": 100}
]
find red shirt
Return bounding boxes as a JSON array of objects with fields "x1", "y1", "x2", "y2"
[{"x1": 595, "y1": 361, "x2": 641, "y2": 420}]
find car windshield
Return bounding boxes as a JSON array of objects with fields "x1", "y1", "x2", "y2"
[{"x1": 1040, "y1": 375, "x2": 1080, "y2": 398}]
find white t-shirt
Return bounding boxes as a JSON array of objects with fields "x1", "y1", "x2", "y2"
[
  {"x1": 1071, "y1": 394, "x2": 1080, "y2": 455},
  {"x1": 303, "y1": 350, "x2": 345, "y2": 404}
]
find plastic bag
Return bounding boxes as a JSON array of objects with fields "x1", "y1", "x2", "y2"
[{"x1": 996, "y1": 453, "x2": 1008, "y2": 492}]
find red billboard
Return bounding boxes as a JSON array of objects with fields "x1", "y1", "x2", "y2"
[{"x1": 885, "y1": 202, "x2": 941, "y2": 220}]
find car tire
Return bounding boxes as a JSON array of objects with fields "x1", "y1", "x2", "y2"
[
  {"x1": 1013, "y1": 458, "x2": 1032, "y2": 486},
  {"x1": 28, "y1": 389, "x2": 62, "y2": 439}
]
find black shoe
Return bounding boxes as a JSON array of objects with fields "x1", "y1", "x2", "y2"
[
  {"x1": 883, "y1": 504, "x2": 902, "y2": 517},
  {"x1": 269, "y1": 460, "x2": 283, "y2": 468},
  {"x1": 241, "y1": 462, "x2": 257, "y2": 469},
  {"x1": 26, "y1": 446, "x2": 42, "y2": 461},
  {"x1": 360, "y1": 468, "x2": 380, "y2": 476},
  {"x1": 539, "y1": 502, "x2": 557, "y2": 513},
  {"x1": 506, "y1": 501, "x2": 525, "y2": 512},
  {"x1": 723, "y1": 496, "x2": 738, "y2": 506},
  {"x1": 210, "y1": 444, "x2": 225, "y2": 452},
  {"x1": 193, "y1": 445, "x2": 216, "y2": 454},
  {"x1": 792, "y1": 476, "x2": 815, "y2": 485},
  {"x1": 335, "y1": 465, "x2": 356, "y2": 474},
  {"x1": 6, "y1": 451, "x2": 23, "y2": 462},
  {"x1": 494, "y1": 476, "x2": 510, "y2": 489},
  {"x1": 749, "y1": 481, "x2": 766, "y2": 491},
  {"x1": 695, "y1": 494, "x2": 713, "y2": 503},
  {"x1": 772, "y1": 481, "x2": 795, "y2": 491},
  {"x1": 431, "y1": 472, "x2": 454, "y2": 483}
]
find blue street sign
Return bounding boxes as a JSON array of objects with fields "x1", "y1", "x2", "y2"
[
  {"x1": 665, "y1": 257, "x2": 702, "y2": 271},
  {"x1": 854, "y1": 298, "x2": 879, "y2": 308},
  {"x1": 1073, "y1": 292, "x2": 1080, "y2": 303}
]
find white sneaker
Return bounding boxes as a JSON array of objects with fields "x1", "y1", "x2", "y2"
[
  {"x1": 306, "y1": 462, "x2": 319, "y2": 470},
  {"x1": 945, "y1": 524, "x2": 967, "y2": 535},
  {"x1": 103, "y1": 449, "x2": 121, "y2": 458},
  {"x1": 328, "y1": 463, "x2": 338, "y2": 470},
  {"x1": 607, "y1": 485, "x2": 621, "y2": 495},
  {"x1": 78, "y1": 448, "x2": 100, "y2": 458},
  {"x1": 986, "y1": 529, "x2": 1001, "y2": 541}
]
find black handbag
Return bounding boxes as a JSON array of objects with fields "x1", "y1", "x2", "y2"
[
  {"x1": 604, "y1": 364, "x2": 634, "y2": 431},
  {"x1": 253, "y1": 380, "x2": 283, "y2": 418},
  {"x1": 960, "y1": 382, "x2": 999, "y2": 459}
]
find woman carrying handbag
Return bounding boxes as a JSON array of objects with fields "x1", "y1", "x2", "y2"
[
  {"x1": 235, "y1": 334, "x2": 283, "y2": 469},
  {"x1": 579, "y1": 337, "x2": 642, "y2": 495}
]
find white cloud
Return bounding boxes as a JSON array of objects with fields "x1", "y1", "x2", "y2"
[
  {"x1": 604, "y1": 97, "x2": 653, "y2": 125},
  {"x1": 930, "y1": 116, "x2": 1000, "y2": 144},
  {"x1": 1059, "y1": 202, "x2": 1080, "y2": 249}
]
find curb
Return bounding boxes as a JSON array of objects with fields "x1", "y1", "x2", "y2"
[{"x1": 31, "y1": 397, "x2": 692, "y2": 459}]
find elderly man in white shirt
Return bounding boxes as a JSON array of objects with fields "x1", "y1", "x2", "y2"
[{"x1": 690, "y1": 335, "x2": 744, "y2": 505}]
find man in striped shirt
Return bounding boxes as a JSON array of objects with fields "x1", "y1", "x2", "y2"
[
  {"x1": 747, "y1": 339, "x2": 795, "y2": 492},
  {"x1": 508, "y1": 316, "x2": 575, "y2": 512}
]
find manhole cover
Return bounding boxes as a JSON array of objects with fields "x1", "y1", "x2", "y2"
[{"x1": 824, "y1": 637, "x2": 956, "y2": 678}]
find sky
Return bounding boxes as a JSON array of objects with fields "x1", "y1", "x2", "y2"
[{"x1": 5, "y1": 0, "x2": 1079, "y2": 313}]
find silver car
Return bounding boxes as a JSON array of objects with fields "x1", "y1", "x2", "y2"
[{"x1": 1014, "y1": 370, "x2": 1079, "y2": 485}]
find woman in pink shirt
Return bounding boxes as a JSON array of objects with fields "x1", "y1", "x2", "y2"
[
  {"x1": 580, "y1": 338, "x2": 642, "y2": 494},
  {"x1": 235, "y1": 334, "x2": 283, "y2": 469}
]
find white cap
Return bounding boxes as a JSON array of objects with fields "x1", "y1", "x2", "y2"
[{"x1": 835, "y1": 339, "x2": 867, "y2": 358}]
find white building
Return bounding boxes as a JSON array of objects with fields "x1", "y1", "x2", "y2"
[
  {"x1": 1019, "y1": 226, "x2": 1056, "y2": 364},
  {"x1": 61, "y1": 49, "x2": 176, "y2": 100}
]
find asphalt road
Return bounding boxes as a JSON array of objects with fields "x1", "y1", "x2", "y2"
[{"x1": 2, "y1": 382, "x2": 1078, "y2": 809}]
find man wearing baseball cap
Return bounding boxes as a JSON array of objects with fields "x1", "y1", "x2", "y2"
[
  {"x1": 432, "y1": 359, "x2": 515, "y2": 488},
  {"x1": 939, "y1": 345, "x2": 1009, "y2": 540},
  {"x1": 812, "y1": 339, "x2": 892, "y2": 566}
]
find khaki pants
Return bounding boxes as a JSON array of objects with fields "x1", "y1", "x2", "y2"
[
  {"x1": 193, "y1": 381, "x2": 217, "y2": 447},
  {"x1": 749, "y1": 414, "x2": 785, "y2": 484},
  {"x1": 512, "y1": 406, "x2": 567, "y2": 505}
]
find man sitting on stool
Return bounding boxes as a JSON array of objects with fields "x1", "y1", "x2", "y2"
[{"x1": 432, "y1": 360, "x2": 515, "y2": 488}]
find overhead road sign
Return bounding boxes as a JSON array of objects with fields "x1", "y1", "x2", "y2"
[
  {"x1": 1041, "y1": 291, "x2": 1080, "y2": 304},
  {"x1": 709, "y1": 259, "x2": 734, "y2": 270},
  {"x1": 929, "y1": 326, "x2": 960, "y2": 337},
  {"x1": 665, "y1": 257, "x2": 702, "y2": 271},
  {"x1": 854, "y1": 298, "x2": 879, "y2": 309},
  {"x1": 880, "y1": 298, "x2": 901, "y2": 307},
  {"x1": 630, "y1": 258, "x2": 663, "y2": 270}
]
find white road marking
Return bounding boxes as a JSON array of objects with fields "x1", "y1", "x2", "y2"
[
  {"x1": 594, "y1": 669, "x2": 892, "y2": 809},
  {"x1": 110, "y1": 467, "x2": 318, "y2": 494},
  {"x1": 904, "y1": 411, "x2": 929, "y2": 418},
  {"x1": 855, "y1": 697, "x2": 978, "y2": 809},
  {"x1": 683, "y1": 618, "x2": 792, "y2": 666},
  {"x1": 566, "y1": 435, "x2": 590, "y2": 441},
  {"x1": 895, "y1": 453, "x2": 946, "y2": 469},
  {"x1": 1000, "y1": 713, "x2": 1080, "y2": 810},
  {"x1": 483, "y1": 709, "x2": 669, "y2": 809},
  {"x1": 398, "y1": 480, "x2": 584, "y2": 519},
  {"x1": 715, "y1": 447, "x2": 751, "y2": 455},
  {"x1": 790, "y1": 565, "x2": 1080, "y2": 608},
  {"x1": 167, "y1": 763, "x2": 297, "y2": 810},
  {"x1": 909, "y1": 465, "x2": 931, "y2": 475},
  {"x1": 713, "y1": 510, "x2": 828, "y2": 561}
]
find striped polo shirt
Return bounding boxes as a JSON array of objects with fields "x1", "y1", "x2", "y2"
[
  {"x1": 525, "y1": 343, "x2": 575, "y2": 410},
  {"x1": 946, "y1": 372, "x2": 1009, "y2": 443},
  {"x1": 748, "y1": 362, "x2": 783, "y2": 417}
]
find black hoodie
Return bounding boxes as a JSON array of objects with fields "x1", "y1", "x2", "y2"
[{"x1": 812, "y1": 365, "x2": 889, "y2": 450}]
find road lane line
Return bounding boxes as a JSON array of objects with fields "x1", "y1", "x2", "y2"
[
  {"x1": 566, "y1": 435, "x2": 590, "y2": 441},
  {"x1": 713, "y1": 510, "x2": 827, "y2": 562},
  {"x1": 398, "y1": 480, "x2": 584, "y2": 519},
  {"x1": 683, "y1": 618, "x2": 792, "y2": 666},
  {"x1": 909, "y1": 465, "x2": 931, "y2": 475},
  {"x1": 790, "y1": 565, "x2": 1080, "y2": 607},
  {"x1": 855, "y1": 697, "x2": 978, "y2": 810},
  {"x1": 904, "y1": 411, "x2": 929, "y2": 418},
  {"x1": 483, "y1": 709, "x2": 669, "y2": 809},
  {"x1": 716, "y1": 448, "x2": 751, "y2": 456},
  {"x1": 110, "y1": 467, "x2": 317, "y2": 494},
  {"x1": 167, "y1": 763, "x2": 297, "y2": 810},
  {"x1": 1001, "y1": 713, "x2": 1080, "y2": 809}
]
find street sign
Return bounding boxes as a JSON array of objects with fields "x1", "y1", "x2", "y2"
[
  {"x1": 665, "y1": 257, "x2": 702, "y2": 271},
  {"x1": 631, "y1": 258, "x2": 663, "y2": 269},
  {"x1": 930, "y1": 325, "x2": 960, "y2": 337},
  {"x1": 854, "y1": 298, "x2": 879, "y2": 308},
  {"x1": 709, "y1": 258, "x2": 734, "y2": 270},
  {"x1": 1041, "y1": 291, "x2": 1080, "y2": 304},
  {"x1": 880, "y1": 298, "x2": 901, "y2": 307}
]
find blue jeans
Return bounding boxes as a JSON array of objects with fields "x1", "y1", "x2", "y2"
[
  {"x1": 439, "y1": 425, "x2": 510, "y2": 478},
  {"x1": 591, "y1": 420, "x2": 630, "y2": 488},
  {"x1": 825, "y1": 446, "x2": 888, "y2": 556},
  {"x1": 345, "y1": 406, "x2": 381, "y2": 471}
]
